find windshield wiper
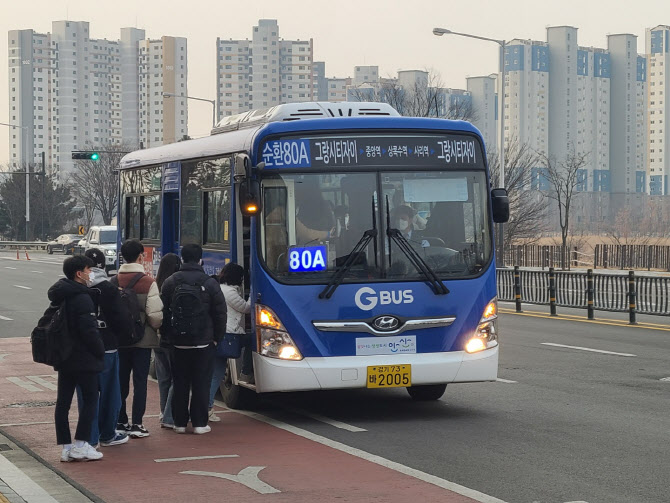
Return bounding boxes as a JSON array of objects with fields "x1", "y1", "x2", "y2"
[
  {"x1": 319, "y1": 197, "x2": 378, "y2": 300},
  {"x1": 385, "y1": 198, "x2": 449, "y2": 296}
]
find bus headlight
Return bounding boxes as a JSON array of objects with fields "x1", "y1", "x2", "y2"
[
  {"x1": 465, "y1": 298, "x2": 499, "y2": 354},
  {"x1": 256, "y1": 305, "x2": 303, "y2": 361}
]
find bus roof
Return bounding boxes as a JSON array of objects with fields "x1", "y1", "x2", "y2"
[{"x1": 119, "y1": 116, "x2": 483, "y2": 170}]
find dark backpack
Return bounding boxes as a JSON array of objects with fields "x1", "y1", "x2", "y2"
[
  {"x1": 31, "y1": 301, "x2": 74, "y2": 367},
  {"x1": 110, "y1": 273, "x2": 145, "y2": 346},
  {"x1": 171, "y1": 276, "x2": 207, "y2": 340}
]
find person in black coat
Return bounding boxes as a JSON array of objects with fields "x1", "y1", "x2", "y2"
[
  {"x1": 47, "y1": 255, "x2": 104, "y2": 461},
  {"x1": 160, "y1": 244, "x2": 227, "y2": 434},
  {"x1": 74, "y1": 249, "x2": 132, "y2": 447}
]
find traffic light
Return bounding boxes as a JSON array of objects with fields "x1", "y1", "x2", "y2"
[{"x1": 72, "y1": 151, "x2": 100, "y2": 160}]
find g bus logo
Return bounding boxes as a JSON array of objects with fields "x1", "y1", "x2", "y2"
[{"x1": 354, "y1": 287, "x2": 414, "y2": 311}]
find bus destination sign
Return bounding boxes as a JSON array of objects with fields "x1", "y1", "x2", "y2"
[{"x1": 260, "y1": 135, "x2": 481, "y2": 169}]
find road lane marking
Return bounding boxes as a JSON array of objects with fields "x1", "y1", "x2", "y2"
[
  {"x1": 278, "y1": 405, "x2": 367, "y2": 432},
  {"x1": 499, "y1": 308, "x2": 670, "y2": 332},
  {"x1": 155, "y1": 454, "x2": 239, "y2": 463},
  {"x1": 541, "y1": 343, "x2": 636, "y2": 357},
  {"x1": 0, "y1": 452, "x2": 59, "y2": 503},
  {"x1": 501, "y1": 307, "x2": 670, "y2": 328},
  {"x1": 182, "y1": 467, "x2": 280, "y2": 495},
  {"x1": 12, "y1": 285, "x2": 32, "y2": 290},
  {"x1": 4, "y1": 266, "x2": 16, "y2": 270},
  {"x1": 0, "y1": 354, "x2": 9, "y2": 362},
  {"x1": 30, "y1": 270, "x2": 43, "y2": 274},
  {"x1": 6, "y1": 377, "x2": 42, "y2": 392},
  {"x1": 214, "y1": 399, "x2": 510, "y2": 503},
  {"x1": 25, "y1": 375, "x2": 58, "y2": 391},
  {"x1": 0, "y1": 421, "x2": 54, "y2": 427},
  {"x1": 496, "y1": 378, "x2": 518, "y2": 383},
  {"x1": 660, "y1": 377, "x2": 670, "y2": 382},
  {"x1": 0, "y1": 316, "x2": 13, "y2": 321}
]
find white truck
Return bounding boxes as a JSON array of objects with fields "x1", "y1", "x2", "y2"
[{"x1": 74, "y1": 225, "x2": 118, "y2": 272}]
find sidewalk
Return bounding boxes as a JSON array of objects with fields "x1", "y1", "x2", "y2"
[
  {"x1": 0, "y1": 336, "x2": 502, "y2": 503},
  {"x1": 0, "y1": 431, "x2": 93, "y2": 503}
]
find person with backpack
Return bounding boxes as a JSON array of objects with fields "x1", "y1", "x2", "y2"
[
  {"x1": 160, "y1": 244, "x2": 227, "y2": 434},
  {"x1": 47, "y1": 255, "x2": 105, "y2": 462},
  {"x1": 114, "y1": 239, "x2": 163, "y2": 438},
  {"x1": 154, "y1": 253, "x2": 182, "y2": 429},
  {"x1": 74, "y1": 249, "x2": 131, "y2": 448}
]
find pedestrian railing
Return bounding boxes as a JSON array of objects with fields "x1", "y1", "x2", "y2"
[{"x1": 497, "y1": 266, "x2": 670, "y2": 322}]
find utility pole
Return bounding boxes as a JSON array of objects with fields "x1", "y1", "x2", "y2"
[{"x1": 41, "y1": 152, "x2": 46, "y2": 241}]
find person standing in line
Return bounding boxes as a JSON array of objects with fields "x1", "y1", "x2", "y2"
[
  {"x1": 160, "y1": 244, "x2": 227, "y2": 435},
  {"x1": 75, "y1": 249, "x2": 131, "y2": 448},
  {"x1": 116, "y1": 239, "x2": 163, "y2": 438},
  {"x1": 209, "y1": 263, "x2": 252, "y2": 421},
  {"x1": 49, "y1": 256, "x2": 104, "y2": 462},
  {"x1": 154, "y1": 253, "x2": 181, "y2": 429}
]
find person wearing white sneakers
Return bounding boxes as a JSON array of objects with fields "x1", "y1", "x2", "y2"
[
  {"x1": 48, "y1": 256, "x2": 105, "y2": 462},
  {"x1": 160, "y1": 244, "x2": 226, "y2": 436}
]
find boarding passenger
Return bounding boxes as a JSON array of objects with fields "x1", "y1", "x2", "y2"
[
  {"x1": 154, "y1": 253, "x2": 182, "y2": 429},
  {"x1": 49, "y1": 256, "x2": 104, "y2": 462},
  {"x1": 115, "y1": 239, "x2": 163, "y2": 438},
  {"x1": 209, "y1": 263, "x2": 252, "y2": 420},
  {"x1": 160, "y1": 244, "x2": 227, "y2": 434}
]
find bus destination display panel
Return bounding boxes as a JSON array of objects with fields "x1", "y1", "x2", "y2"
[{"x1": 260, "y1": 134, "x2": 483, "y2": 169}]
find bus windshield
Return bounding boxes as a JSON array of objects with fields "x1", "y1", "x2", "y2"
[{"x1": 260, "y1": 170, "x2": 491, "y2": 283}]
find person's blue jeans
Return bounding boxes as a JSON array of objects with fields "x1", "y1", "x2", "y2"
[
  {"x1": 76, "y1": 351, "x2": 121, "y2": 445},
  {"x1": 209, "y1": 355, "x2": 228, "y2": 408},
  {"x1": 153, "y1": 348, "x2": 174, "y2": 425}
]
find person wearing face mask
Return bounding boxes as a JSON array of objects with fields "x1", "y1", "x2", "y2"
[
  {"x1": 48, "y1": 255, "x2": 105, "y2": 462},
  {"x1": 74, "y1": 249, "x2": 132, "y2": 449},
  {"x1": 392, "y1": 205, "x2": 423, "y2": 242}
]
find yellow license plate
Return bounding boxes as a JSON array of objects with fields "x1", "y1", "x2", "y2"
[{"x1": 366, "y1": 365, "x2": 411, "y2": 388}]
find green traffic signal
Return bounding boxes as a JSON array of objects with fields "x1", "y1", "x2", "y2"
[{"x1": 72, "y1": 151, "x2": 100, "y2": 160}]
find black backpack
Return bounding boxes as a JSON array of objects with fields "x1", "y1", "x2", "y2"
[
  {"x1": 31, "y1": 301, "x2": 74, "y2": 367},
  {"x1": 110, "y1": 273, "x2": 145, "y2": 347},
  {"x1": 171, "y1": 276, "x2": 207, "y2": 340}
]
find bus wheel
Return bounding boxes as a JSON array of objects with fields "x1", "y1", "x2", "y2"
[
  {"x1": 220, "y1": 359, "x2": 255, "y2": 410},
  {"x1": 406, "y1": 384, "x2": 447, "y2": 401}
]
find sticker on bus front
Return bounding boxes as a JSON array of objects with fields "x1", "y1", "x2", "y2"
[{"x1": 355, "y1": 336, "x2": 417, "y2": 356}]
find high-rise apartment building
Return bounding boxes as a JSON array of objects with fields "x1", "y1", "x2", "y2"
[
  {"x1": 139, "y1": 36, "x2": 188, "y2": 147},
  {"x1": 313, "y1": 62, "x2": 328, "y2": 101},
  {"x1": 466, "y1": 75, "x2": 497, "y2": 152},
  {"x1": 608, "y1": 34, "x2": 643, "y2": 195},
  {"x1": 353, "y1": 66, "x2": 379, "y2": 86},
  {"x1": 503, "y1": 39, "x2": 549, "y2": 163},
  {"x1": 216, "y1": 20, "x2": 313, "y2": 118},
  {"x1": 646, "y1": 25, "x2": 670, "y2": 196},
  {"x1": 8, "y1": 21, "x2": 186, "y2": 176}
]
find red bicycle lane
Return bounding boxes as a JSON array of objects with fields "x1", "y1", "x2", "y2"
[{"x1": 0, "y1": 337, "x2": 501, "y2": 503}]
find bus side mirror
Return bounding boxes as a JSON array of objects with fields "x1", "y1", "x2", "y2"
[
  {"x1": 240, "y1": 179, "x2": 261, "y2": 216},
  {"x1": 491, "y1": 188, "x2": 509, "y2": 223}
]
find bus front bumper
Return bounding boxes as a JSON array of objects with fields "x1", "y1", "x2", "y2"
[{"x1": 252, "y1": 345, "x2": 498, "y2": 393}]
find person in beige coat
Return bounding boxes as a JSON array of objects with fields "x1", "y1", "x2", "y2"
[{"x1": 115, "y1": 239, "x2": 163, "y2": 438}]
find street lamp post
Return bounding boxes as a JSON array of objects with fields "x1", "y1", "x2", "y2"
[
  {"x1": 0, "y1": 122, "x2": 31, "y2": 240},
  {"x1": 433, "y1": 27, "x2": 507, "y2": 267},
  {"x1": 163, "y1": 92, "x2": 217, "y2": 130}
]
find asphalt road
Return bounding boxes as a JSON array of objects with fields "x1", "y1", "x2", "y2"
[{"x1": 1, "y1": 251, "x2": 669, "y2": 503}]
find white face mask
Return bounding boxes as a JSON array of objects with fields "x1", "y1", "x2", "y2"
[
  {"x1": 398, "y1": 219, "x2": 409, "y2": 231},
  {"x1": 344, "y1": 215, "x2": 349, "y2": 227}
]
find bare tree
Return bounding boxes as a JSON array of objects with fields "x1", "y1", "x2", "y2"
[
  {"x1": 488, "y1": 139, "x2": 549, "y2": 247},
  {"x1": 70, "y1": 143, "x2": 131, "y2": 225},
  {"x1": 542, "y1": 149, "x2": 590, "y2": 269},
  {"x1": 349, "y1": 69, "x2": 477, "y2": 122}
]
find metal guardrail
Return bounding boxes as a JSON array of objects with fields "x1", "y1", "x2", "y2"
[
  {"x1": 497, "y1": 266, "x2": 670, "y2": 321},
  {"x1": 0, "y1": 241, "x2": 47, "y2": 250}
]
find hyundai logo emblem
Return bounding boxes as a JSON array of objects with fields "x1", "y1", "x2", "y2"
[{"x1": 372, "y1": 316, "x2": 400, "y2": 331}]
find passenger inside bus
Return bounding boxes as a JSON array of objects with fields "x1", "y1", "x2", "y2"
[{"x1": 294, "y1": 179, "x2": 335, "y2": 245}]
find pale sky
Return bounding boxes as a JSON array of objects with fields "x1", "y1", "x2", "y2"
[{"x1": 2, "y1": 0, "x2": 668, "y2": 163}]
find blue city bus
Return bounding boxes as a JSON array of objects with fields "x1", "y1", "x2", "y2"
[{"x1": 118, "y1": 102, "x2": 509, "y2": 408}]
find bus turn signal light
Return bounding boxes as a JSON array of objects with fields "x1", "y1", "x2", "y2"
[{"x1": 245, "y1": 204, "x2": 258, "y2": 214}]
